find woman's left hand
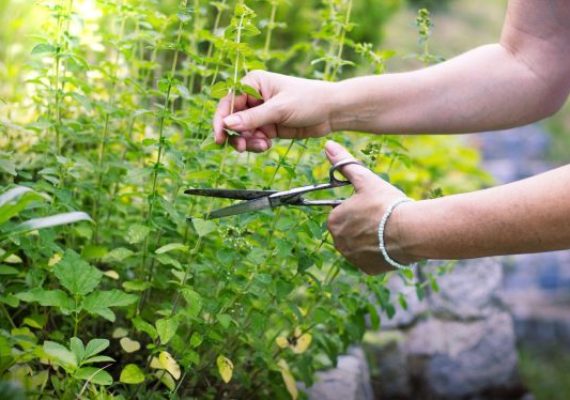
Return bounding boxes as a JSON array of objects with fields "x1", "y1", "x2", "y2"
[{"x1": 324, "y1": 141, "x2": 417, "y2": 275}]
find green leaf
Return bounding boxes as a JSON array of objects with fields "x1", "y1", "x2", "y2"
[
  {"x1": 16, "y1": 288, "x2": 74, "y2": 313},
  {"x1": 75, "y1": 367, "x2": 113, "y2": 386},
  {"x1": 85, "y1": 339, "x2": 109, "y2": 359},
  {"x1": 31, "y1": 43, "x2": 56, "y2": 55},
  {"x1": 240, "y1": 83, "x2": 262, "y2": 100},
  {"x1": 155, "y1": 243, "x2": 188, "y2": 254},
  {"x1": 43, "y1": 341, "x2": 77, "y2": 368},
  {"x1": 122, "y1": 280, "x2": 151, "y2": 292},
  {"x1": 0, "y1": 186, "x2": 43, "y2": 225},
  {"x1": 70, "y1": 337, "x2": 85, "y2": 364},
  {"x1": 82, "y1": 355, "x2": 115, "y2": 364},
  {"x1": 120, "y1": 364, "x2": 145, "y2": 384},
  {"x1": 126, "y1": 224, "x2": 150, "y2": 244},
  {"x1": 82, "y1": 290, "x2": 138, "y2": 322},
  {"x1": 0, "y1": 159, "x2": 16, "y2": 176},
  {"x1": 53, "y1": 250, "x2": 102, "y2": 296},
  {"x1": 132, "y1": 317, "x2": 158, "y2": 341},
  {"x1": 156, "y1": 318, "x2": 179, "y2": 345},
  {"x1": 210, "y1": 81, "x2": 229, "y2": 99},
  {"x1": 216, "y1": 314, "x2": 232, "y2": 329},
  {"x1": 191, "y1": 219, "x2": 216, "y2": 237},
  {"x1": 180, "y1": 288, "x2": 202, "y2": 318}
]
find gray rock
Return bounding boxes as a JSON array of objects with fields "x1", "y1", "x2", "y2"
[
  {"x1": 405, "y1": 311, "x2": 520, "y2": 399},
  {"x1": 364, "y1": 331, "x2": 412, "y2": 399},
  {"x1": 426, "y1": 258, "x2": 504, "y2": 320},
  {"x1": 305, "y1": 347, "x2": 374, "y2": 400}
]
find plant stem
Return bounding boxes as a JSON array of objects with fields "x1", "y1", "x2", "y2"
[{"x1": 263, "y1": 1, "x2": 278, "y2": 59}]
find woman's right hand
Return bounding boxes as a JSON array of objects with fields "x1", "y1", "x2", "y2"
[{"x1": 213, "y1": 70, "x2": 337, "y2": 153}]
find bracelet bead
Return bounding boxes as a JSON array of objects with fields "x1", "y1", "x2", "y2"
[{"x1": 378, "y1": 198, "x2": 416, "y2": 270}]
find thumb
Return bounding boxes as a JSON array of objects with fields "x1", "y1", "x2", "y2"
[
  {"x1": 223, "y1": 100, "x2": 282, "y2": 132},
  {"x1": 325, "y1": 140, "x2": 379, "y2": 192}
]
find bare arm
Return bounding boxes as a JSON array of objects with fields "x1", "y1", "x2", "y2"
[
  {"x1": 324, "y1": 142, "x2": 570, "y2": 275},
  {"x1": 392, "y1": 165, "x2": 570, "y2": 262},
  {"x1": 215, "y1": 0, "x2": 570, "y2": 152},
  {"x1": 331, "y1": 0, "x2": 570, "y2": 134}
]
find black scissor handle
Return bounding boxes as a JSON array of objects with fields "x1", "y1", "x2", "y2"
[{"x1": 329, "y1": 159, "x2": 366, "y2": 185}]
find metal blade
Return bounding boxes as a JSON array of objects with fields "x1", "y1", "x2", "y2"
[
  {"x1": 185, "y1": 188, "x2": 277, "y2": 200},
  {"x1": 206, "y1": 197, "x2": 272, "y2": 219}
]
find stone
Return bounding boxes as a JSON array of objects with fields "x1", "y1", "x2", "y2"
[
  {"x1": 405, "y1": 311, "x2": 522, "y2": 399},
  {"x1": 363, "y1": 331, "x2": 412, "y2": 399},
  {"x1": 305, "y1": 347, "x2": 374, "y2": 400},
  {"x1": 426, "y1": 258, "x2": 504, "y2": 320}
]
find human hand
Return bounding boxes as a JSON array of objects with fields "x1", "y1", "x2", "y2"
[
  {"x1": 325, "y1": 141, "x2": 418, "y2": 275},
  {"x1": 213, "y1": 70, "x2": 336, "y2": 153}
]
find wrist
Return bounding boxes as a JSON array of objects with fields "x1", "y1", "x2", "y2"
[
  {"x1": 327, "y1": 80, "x2": 353, "y2": 132},
  {"x1": 384, "y1": 200, "x2": 425, "y2": 264}
]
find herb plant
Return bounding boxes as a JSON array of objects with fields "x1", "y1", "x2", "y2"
[{"x1": 0, "y1": 1, "x2": 487, "y2": 398}]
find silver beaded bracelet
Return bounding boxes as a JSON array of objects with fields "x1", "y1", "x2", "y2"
[{"x1": 378, "y1": 198, "x2": 416, "y2": 270}]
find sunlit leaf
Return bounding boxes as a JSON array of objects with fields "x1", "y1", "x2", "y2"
[
  {"x1": 159, "y1": 351, "x2": 181, "y2": 380},
  {"x1": 120, "y1": 364, "x2": 145, "y2": 384},
  {"x1": 277, "y1": 359, "x2": 298, "y2": 400},
  {"x1": 216, "y1": 355, "x2": 233, "y2": 383}
]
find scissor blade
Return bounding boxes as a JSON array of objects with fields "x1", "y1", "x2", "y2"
[
  {"x1": 206, "y1": 197, "x2": 272, "y2": 219},
  {"x1": 185, "y1": 188, "x2": 277, "y2": 200}
]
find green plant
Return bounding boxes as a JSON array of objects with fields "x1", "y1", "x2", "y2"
[{"x1": 0, "y1": 1, "x2": 487, "y2": 398}]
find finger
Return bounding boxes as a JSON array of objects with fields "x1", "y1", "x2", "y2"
[
  {"x1": 223, "y1": 99, "x2": 283, "y2": 133},
  {"x1": 324, "y1": 140, "x2": 380, "y2": 192},
  {"x1": 229, "y1": 135, "x2": 246, "y2": 153},
  {"x1": 214, "y1": 95, "x2": 231, "y2": 144},
  {"x1": 245, "y1": 130, "x2": 272, "y2": 153},
  {"x1": 214, "y1": 94, "x2": 249, "y2": 144}
]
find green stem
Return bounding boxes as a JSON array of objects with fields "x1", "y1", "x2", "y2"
[{"x1": 263, "y1": 1, "x2": 278, "y2": 58}]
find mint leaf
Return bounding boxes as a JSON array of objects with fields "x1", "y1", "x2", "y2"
[
  {"x1": 16, "y1": 288, "x2": 74, "y2": 313},
  {"x1": 43, "y1": 341, "x2": 77, "y2": 368},
  {"x1": 75, "y1": 367, "x2": 113, "y2": 386},
  {"x1": 54, "y1": 250, "x2": 102, "y2": 296},
  {"x1": 85, "y1": 339, "x2": 109, "y2": 358},
  {"x1": 82, "y1": 290, "x2": 138, "y2": 322}
]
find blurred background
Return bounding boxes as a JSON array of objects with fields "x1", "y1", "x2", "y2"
[{"x1": 1, "y1": 0, "x2": 569, "y2": 398}]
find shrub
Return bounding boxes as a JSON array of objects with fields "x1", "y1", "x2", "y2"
[{"x1": 0, "y1": 1, "x2": 487, "y2": 398}]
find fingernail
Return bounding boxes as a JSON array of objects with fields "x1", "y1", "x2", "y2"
[{"x1": 224, "y1": 114, "x2": 242, "y2": 128}]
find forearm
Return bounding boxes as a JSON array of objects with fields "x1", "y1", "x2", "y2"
[
  {"x1": 392, "y1": 165, "x2": 570, "y2": 261},
  {"x1": 329, "y1": 43, "x2": 567, "y2": 135}
]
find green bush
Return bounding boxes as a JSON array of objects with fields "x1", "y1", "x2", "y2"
[{"x1": 0, "y1": 1, "x2": 487, "y2": 398}]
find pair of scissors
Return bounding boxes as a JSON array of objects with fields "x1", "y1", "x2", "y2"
[{"x1": 185, "y1": 159, "x2": 364, "y2": 220}]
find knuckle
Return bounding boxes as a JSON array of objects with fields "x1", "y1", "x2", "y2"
[{"x1": 327, "y1": 211, "x2": 340, "y2": 232}]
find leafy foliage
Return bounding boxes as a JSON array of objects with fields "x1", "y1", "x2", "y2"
[{"x1": 0, "y1": 0, "x2": 488, "y2": 398}]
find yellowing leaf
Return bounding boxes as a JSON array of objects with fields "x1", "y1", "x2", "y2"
[
  {"x1": 149, "y1": 356, "x2": 161, "y2": 370},
  {"x1": 275, "y1": 336, "x2": 289, "y2": 349},
  {"x1": 48, "y1": 253, "x2": 62, "y2": 266},
  {"x1": 5, "y1": 254, "x2": 22, "y2": 264},
  {"x1": 120, "y1": 364, "x2": 145, "y2": 384},
  {"x1": 155, "y1": 371, "x2": 176, "y2": 390},
  {"x1": 292, "y1": 329, "x2": 312, "y2": 354},
  {"x1": 278, "y1": 359, "x2": 298, "y2": 400},
  {"x1": 103, "y1": 270, "x2": 119, "y2": 280},
  {"x1": 119, "y1": 337, "x2": 141, "y2": 353},
  {"x1": 159, "y1": 351, "x2": 181, "y2": 380},
  {"x1": 216, "y1": 355, "x2": 233, "y2": 383},
  {"x1": 112, "y1": 327, "x2": 128, "y2": 339}
]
